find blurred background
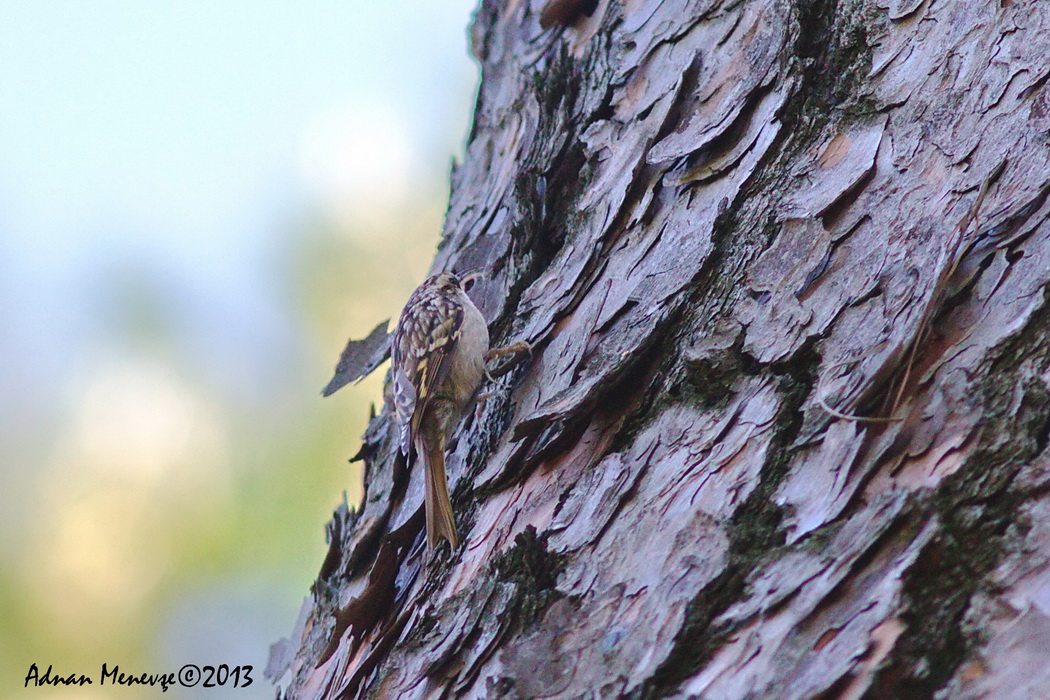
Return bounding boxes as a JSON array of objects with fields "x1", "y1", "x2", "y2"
[{"x1": 0, "y1": 1, "x2": 478, "y2": 696}]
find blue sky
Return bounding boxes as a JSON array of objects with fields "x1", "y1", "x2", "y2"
[{"x1": 0, "y1": 0, "x2": 478, "y2": 407}]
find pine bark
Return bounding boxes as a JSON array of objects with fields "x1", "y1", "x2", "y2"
[{"x1": 270, "y1": 0, "x2": 1050, "y2": 697}]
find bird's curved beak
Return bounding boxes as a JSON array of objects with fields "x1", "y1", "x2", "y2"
[{"x1": 460, "y1": 270, "x2": 486, "y2": 289}]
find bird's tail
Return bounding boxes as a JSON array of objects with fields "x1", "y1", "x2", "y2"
[{"x1": 417, "y1": 434, "x2": 459, "y2": 550}]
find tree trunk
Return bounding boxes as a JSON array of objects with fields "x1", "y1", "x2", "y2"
[{"x1": 269, "y1": 0, "x2": 1050, "y2": 697}]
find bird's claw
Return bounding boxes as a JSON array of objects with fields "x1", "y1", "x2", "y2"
[{"x1": 485, "y1": 340, "x2": 532, "y2": 362}]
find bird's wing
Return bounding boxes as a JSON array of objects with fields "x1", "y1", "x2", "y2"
[{"x1": 392, "y1": 291, "x2": 463, "y2": 454}]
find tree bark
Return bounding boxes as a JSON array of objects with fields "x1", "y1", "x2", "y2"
[{"x1": 269, "y1": 0, "x2": 1050, "y2": 697}]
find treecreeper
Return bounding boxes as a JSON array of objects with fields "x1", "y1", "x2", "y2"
[
  {"x1": 326, "y1": 271, "x2": 531, "y2": 552},
  {"x1": 391, "y1": 271, "x2": 489, "y2": 549}
]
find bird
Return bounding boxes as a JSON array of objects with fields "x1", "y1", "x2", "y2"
[{"x1": 391, "y1": 271, "x2": 490, "y2": 550}]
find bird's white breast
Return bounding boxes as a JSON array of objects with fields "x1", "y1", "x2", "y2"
[{"x1": 448, "y1": 292, "x2": 489, "y2": 407}]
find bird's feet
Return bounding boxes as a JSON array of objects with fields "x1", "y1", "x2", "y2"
[
  {"x1": 485, "y1": 340, "x2": 532, "y2": 361},
  {"x1": 484, "y1": 340, "x2": 533, "y2": 382}
]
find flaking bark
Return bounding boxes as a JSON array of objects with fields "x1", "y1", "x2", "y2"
[{"x1": 270, "y1": 1, "x2": 1050, "y2": 697}]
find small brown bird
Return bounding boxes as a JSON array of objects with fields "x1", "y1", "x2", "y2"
[{"x1": 392, "y1": 272, "x2": 489, "y2": 550}]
